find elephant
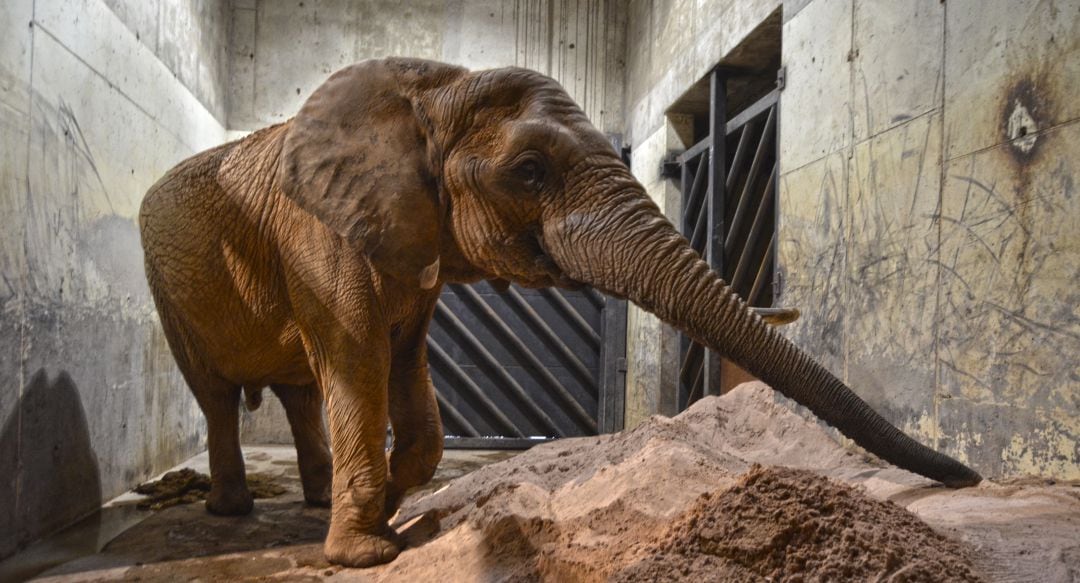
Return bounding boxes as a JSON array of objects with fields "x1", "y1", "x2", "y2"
[{"x1": 139, "y1": 57, "x2": 980, "y2": 568}]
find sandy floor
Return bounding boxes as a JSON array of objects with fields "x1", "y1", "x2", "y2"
[{"x1": 7, "y1": 382, "x2": 1079, "y2": 582}]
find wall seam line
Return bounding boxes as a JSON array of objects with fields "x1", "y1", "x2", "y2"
[{"x1": 29, "y1": 22, "x2": 208, "y2": 154}]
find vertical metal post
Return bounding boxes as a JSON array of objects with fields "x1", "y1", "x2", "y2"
[
  {"x1": 599, "y1": 295, "x2": 627, "y2": 432},
  {"x1": 704, "y1": 69, "x2": 727, "y2": 397},
  {"x1": 598, "y1": 133, "x2": 629, "y2": 433}
]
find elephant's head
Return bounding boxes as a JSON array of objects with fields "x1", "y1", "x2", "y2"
[{"x1": 279, "y1": 58, "x2": 981, "y2": 488}]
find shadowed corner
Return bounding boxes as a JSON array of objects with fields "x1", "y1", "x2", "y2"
[{"x1": 0, "y1": 368, "x2": 103, "y2": 581}]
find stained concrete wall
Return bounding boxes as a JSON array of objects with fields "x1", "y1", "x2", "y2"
[
  {"x1": 231, "y1": 0, "x2": 627, "y2": 443},
  {"x1": 776, "y1": 0, "x2": 1079, "y2": 480},
  {"x1": 0, "y1": 0, "x2": 226, "y2": 558},
  {"x1": 228, "y1": 0, "x2": 626, "y2": 134},
  {"x1": 622, "y1": 0, "x2": 1078, "y2": 480}
]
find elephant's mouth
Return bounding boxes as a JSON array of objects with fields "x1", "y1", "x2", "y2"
[{"x1": 513, "y1": 231, "x2": 584, "y2": 290}]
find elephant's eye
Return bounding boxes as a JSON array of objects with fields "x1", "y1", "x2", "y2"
[{"x1": 515, "y1": 158, "x2": 546, "y2": 191}]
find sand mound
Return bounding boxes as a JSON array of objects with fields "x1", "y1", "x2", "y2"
[
  {"x1": 377, "y1": 382, "x2": 983, "y2": 582},
  {"x1": 616, "y1": 465, "x2": 981, "y2": 582}
]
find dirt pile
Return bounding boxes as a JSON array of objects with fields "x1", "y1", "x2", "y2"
[
  {"x1": 379, "y1": 382, "x2": 984, "y2": 582},
  {"x1": 133, "y1": 468, "x2": 286, "y2": 510},
  {"x1": 615, "y1": 465, "x2": 982, "y2": 582}
]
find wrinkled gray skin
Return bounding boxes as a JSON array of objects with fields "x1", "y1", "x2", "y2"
[{"x1": 140, "y1": 58, "x2": 981, "y2": 568}]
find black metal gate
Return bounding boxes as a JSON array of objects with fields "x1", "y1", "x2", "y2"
[
  {"x1": 428, "y1": 282, "x2": 626, "y2": 448},
  {"x1": 669, "y1": 70, "x2": 780, "y2": 410}
]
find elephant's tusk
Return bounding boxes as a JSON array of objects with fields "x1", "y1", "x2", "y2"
[
  {"x1": 419, "y1": 257, "x2": 440, "y2": 290},
  {"x1": 753, "y1": 307, "x2": 801, "y2": 327}
]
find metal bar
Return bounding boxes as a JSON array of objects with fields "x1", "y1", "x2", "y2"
[
  {"x1": 455, "y1": 285, "x2": 598, "y2": 434},
  {"x1": 428, "y1": 337, "x2": 525, "y2": 437},
  {"x1": 584, "y1": 288, "x2": 606, "y2": 310},
  {"x1": 433, "y1": 390, "x2": 481, "y2": 437},
  {"x1": 540, "y1": 288, "x2": 601, "y2": 349},
  {"x1": 724, "y1": 89, "x2": 779, "y2": 136},
  {"x1": 678, "y1": 341, "x2": 703, "y2": 387},
  {"x1": 505, "y1": 287, "x2": 599, "y2": 396},
  {"x1": 748, "y1": 236, "x2": 775, "y2": 306},
  {"x1": 724, "y1": 106, "x2": 776, "y2": 256},
  {"x1": 681, "y1": 152, "x2": 692, "y2": 234},
  {"x1": 676, "y1": 136, "x2": 710, "y2": 165},
  {"x1": 434, "y1": 301, "x2": 562, "y2": 436},
  {"x1": 724, "y1": 119, "x2": 756, "y2": 194},
  {"x1": 730, "y1": 164, "x2": 776, "y2": 293},
  {"x1": 704, "y1": 69, "x2": 727, "y2": 398},
  {"x1": 686, "y1": 349, "x2": 705, "y2": 407},
  {"x1": 686, "y1": 175, "x2": 712, "y2": 251},
  {"x1": 443, "y1": 436, "x2": 553, "y2": 450},
  {"x1": 683, "y1": 152, "x2": 709, "y2": 234}
]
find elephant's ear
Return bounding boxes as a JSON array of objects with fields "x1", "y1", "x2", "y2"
[{"x1": 279, "y1": 59, "x2": 460, "y2": 288}]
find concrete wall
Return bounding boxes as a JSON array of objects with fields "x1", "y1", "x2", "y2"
[
  {"x1": 621, "y1": 0, "x2": 1078, "y2": 480},
  {"x1": 103, "y1": 0, "x2": 231, "y2": 124},
  {"x1": 232, "y1": 0, "x2": 627, "y2": 443},
  {"x1": 228, "y1": 0, "x2": 625, "y2": 134},
  {"x1": 0, "y1": 0, "x2": 226, "y2": 558},
  {"x1": 774, "y1": 0, "x2": 1080, "y2": 480}
]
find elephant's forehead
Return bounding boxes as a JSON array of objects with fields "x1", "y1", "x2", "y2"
[{"x1": 505, "y1": 118, "x2": 612, "y2": 160}]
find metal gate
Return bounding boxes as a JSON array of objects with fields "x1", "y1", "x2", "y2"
[
  {"x1": 428, "y1": 282, "x2": 626, "y2": 448},
  {"x1": 668, "y1": 70, "x2": 780, "y2": 410}
]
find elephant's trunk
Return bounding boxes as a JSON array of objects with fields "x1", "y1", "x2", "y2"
[{"x1": 543, "y1": 180, "x2": 981, "y2": 487}]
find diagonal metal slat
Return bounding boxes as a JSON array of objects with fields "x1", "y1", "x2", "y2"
[
  {"x1": 724, "y1": 106, "x2": 776, "y2": 257},
  {"x1": 434, "y1": 301, "x2": 563, "y2": 436},
  {"x1": 748, "y1": 236, "x2": 775, "y2": 307},
  {"x1": 433, "y1": 389, "x2": 481, "y2": 437},
  {"x1": 679, "y1": 341, "x2": 703, "y2": 386},
  {"x1": 584, "y1": 288, "x2": 606, "y2": 310},
  {"x1": 683, "y1": 152, "x2": 710, "y2": 231},
  {"x1": 724, "y1": 118, "x2": 756, "y2": 194},
  {"x1": 428, "y1": 338, "x2": 524, "y2": 437},
  {"x1": 730, "y1": 163, "x2": 776, "y2": 293},
  {"x1": 540, "y1": 288, "x2": 601, "y2": 349},
  {"x1": 454, "y1": 285, "x2": 599, "y2": 434},
  {"x1": 507, "y1": 288, "x2": 599, "y2": 395}
]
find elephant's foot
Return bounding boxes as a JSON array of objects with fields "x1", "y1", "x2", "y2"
[
  {"x1": 324, "y1": 529, "x2": 400, "y2": 568},
  {"x1": 205, "y1": 484, "x2": 254, "y2": 516}
]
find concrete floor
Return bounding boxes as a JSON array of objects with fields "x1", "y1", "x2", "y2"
[{"x1": 0, "y1": 446, "x2": 518, "y2": 582}]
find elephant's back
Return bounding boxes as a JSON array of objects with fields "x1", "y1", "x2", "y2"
[{"x1": 139, "y1": 129, "x2": 310, "y2": 387}]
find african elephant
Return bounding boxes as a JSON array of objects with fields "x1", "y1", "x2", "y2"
[{"x1": 139, "y1": 57, "x2": 980, "y2": 567}]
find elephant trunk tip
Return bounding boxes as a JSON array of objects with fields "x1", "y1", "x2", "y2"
[{"x1": 940, "y1": 466, "x2": 983, "y2": 488}]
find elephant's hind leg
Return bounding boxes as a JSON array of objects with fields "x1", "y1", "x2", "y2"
[
  {"x1": 192, "y1": 376, "x2": 254, "y2": 516},
  {"x1": 270, "y1": 383, "x2": 332, "y2": 507},
  {"x1": 150, "y1": 298, "x2": 253, "y2": 516}
]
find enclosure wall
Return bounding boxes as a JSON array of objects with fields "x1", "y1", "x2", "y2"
[{"x1": 0, "y1": 0, "x2": 227, "y2": 557}]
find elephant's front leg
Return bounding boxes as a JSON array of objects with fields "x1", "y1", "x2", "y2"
[
  {"x1": 385, "y1": 303, "x2": 443, "y2": 518},
  {"x1": 315, "y1": 335, "x2": 400, "y2": 567}
]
